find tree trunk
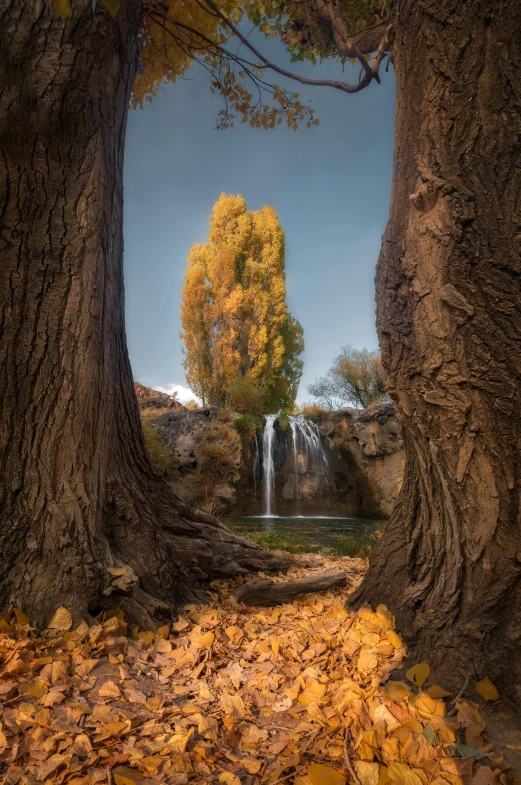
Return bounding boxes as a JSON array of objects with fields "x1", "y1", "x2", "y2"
[
  {"x1": 0, "y1": 1, "x2": 290, "y2": 629},
  {"x1": 351, "y1": 0, "x2": 521, "y2": 687}
]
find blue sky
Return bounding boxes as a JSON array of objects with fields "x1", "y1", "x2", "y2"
[{"x1": 123, "y1": 33, "x2": 396, "y2": 403}]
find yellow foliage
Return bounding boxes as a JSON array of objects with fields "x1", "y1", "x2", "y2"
[
  {"x1": 181, "y1": 193, "x2": 303, "y2": 410},
  {"x1": 0, "y1": 554, "x2": 502, "y2": 785}
]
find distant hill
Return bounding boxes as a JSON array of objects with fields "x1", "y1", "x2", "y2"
[{"x1": 134, "y1": 382, "x2": 187, "y2": 412}]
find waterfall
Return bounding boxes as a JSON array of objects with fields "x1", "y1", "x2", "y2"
[
  {"x1": 290, "y1": 415, "x2": 328, "y2": 473},
  {"x1": 262, "y1": 415, "x2": 277, "y2": 516},
  {"x1": 289, "y1": 417, "x2": 300, "y2": 512},
  {"x1": 252, "y1": 434, "x2": 260, "y2": 496},
  {"x1": 260, "y1": 414, "x2": 328, "y2": 516}
]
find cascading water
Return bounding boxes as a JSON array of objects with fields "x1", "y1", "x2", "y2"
[
  {"x1": 262, "y1": 415, "x2": 277, "y2": 516},
  {"x1": 289, "y1": 417, "x2": 301, "y2": 513},
  {"x1": 290, "y1": 415, "x2": 328, "y2": 474},
  {"x1": 259, "y1": 414, "x2": 328, "y2": 516},
  {"x1": 252, "y1": 434, "x2": 261, "y2": 496}
]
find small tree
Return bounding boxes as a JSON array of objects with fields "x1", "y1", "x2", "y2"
[
  {"x1": 227, "y1": 375, "x2": 265, "y2": 415},
  {"x1": 308, "y1": 347, "x2": 389, "y2": 409}
]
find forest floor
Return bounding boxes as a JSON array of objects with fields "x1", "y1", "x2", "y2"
[{"x1": 0, "y1": 554, "x2": 516, "y2": 785}]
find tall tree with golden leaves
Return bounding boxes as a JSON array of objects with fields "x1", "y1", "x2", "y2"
[{"x1": 181, "y1": 194, "x2": 304, "y2": 410}]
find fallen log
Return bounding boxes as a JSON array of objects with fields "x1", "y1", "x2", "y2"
[{"x1": 236, "y1": 569, "x2": 348, "y2": 607}]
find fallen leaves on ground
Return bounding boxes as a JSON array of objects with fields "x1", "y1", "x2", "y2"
[{"x1": 0, "y1": 554, "x2": 509, "y2": 785}]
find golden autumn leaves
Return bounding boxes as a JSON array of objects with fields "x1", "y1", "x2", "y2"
[
  {"x1": 181, "y1": 193, "x2": 303, "y2": 411},
  {"x1": 0, "y1": 553, "x2": 506, "y2": 785}
]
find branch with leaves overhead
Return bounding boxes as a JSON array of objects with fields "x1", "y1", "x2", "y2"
[{"x1": 43, "y1": 0, "x2": 392, "y2": 130}]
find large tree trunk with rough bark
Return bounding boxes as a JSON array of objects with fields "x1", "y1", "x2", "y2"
[
  {"x1": 351, "y1": 0, "x2": 521, "y2": 687},
  {"x1": 0, "y1": 0, "x2": 289, "y2": 629}
]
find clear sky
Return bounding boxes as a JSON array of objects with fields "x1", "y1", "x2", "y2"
[{"x1": 123, "y1": 33, "x2": 396, "y2": 403}]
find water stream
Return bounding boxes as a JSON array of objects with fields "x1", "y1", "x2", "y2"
[
  {"x1": 260, "y1": 414, "x2": 328, "y2": 517},
  {"x1": 262, "y1": 414, "x2": 277, "y2": 516}
]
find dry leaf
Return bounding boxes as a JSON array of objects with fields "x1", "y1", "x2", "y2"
[
  {"x1": 406, "y1": 663, "x2": 430, "y2": 688},
  {"x1": 476, "y1": 677, "x2": 499, "y2": 701},
  {"x1": 47, "y1": 606, "x2": 73, "y2": 631},
  {"x1": 112, "y1": 766, "x2": 145, "y2": 785},
  {"x1": 307, "y1": 763, "x2": 347, "y2": 785}
]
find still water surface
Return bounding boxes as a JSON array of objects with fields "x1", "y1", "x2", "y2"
[{"x1": 222, "y1": 515, "x2": 383, "y2": 551}]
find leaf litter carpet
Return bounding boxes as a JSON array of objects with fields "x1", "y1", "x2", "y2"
[{"x1": 0, "y1": 554, "x2": 512, "y2": 785}]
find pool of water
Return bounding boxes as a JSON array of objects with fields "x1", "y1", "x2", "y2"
[{"x1": 222, "y1": 515, "x2": 384, "y2": 552}]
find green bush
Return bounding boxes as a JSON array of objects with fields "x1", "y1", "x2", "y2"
[
  {"x1": 277, "y1": 412, "x2": 289, "y2": 431},
  {"x1": 227, "y1": 375, "x2": 265, "y2": 415},
  {"x1": 233, "y1": 414, "x2": 259, "y2": 439},
  {"x1": 140, "y1": 411, "x2": 178, "y2": 477}
]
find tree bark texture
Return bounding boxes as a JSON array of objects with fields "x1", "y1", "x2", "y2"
[
  {"x1": 351, "y1": 0, "x2": 521, "y2": 686},
  {"x1": 0, "y1": 1, "x2": 290, "y2": 628}
]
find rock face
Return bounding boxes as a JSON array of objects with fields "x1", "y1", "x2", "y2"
[
  {"x1": 154, "y1": 407, "x2": 242, "y2": 515},
  {"x1": 145, "y1": 397, "x2": 404, "y2": 520},
  {"x1": 134, "y1": 382, "x2": 186, "y2": 412},
  {"x1": 317, "y1": 403, "x2": 404, "y2": 518}
]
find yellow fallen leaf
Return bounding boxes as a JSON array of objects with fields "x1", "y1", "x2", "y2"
[
  {"x1": 426, "y1": 684, "x2": 451, "y2": 699},
  {"x1": 103, "y1": 721, "x2": 129, "y2": 734},
  {"x1": 113, "y1": 766, "x2": 145, "y2": 785},
  {"x1": 225, "y1": 626, "x2": 244, "y2": 644},
  {"x1": 378, "y1": 768, "x2": 390, "y2": 785},
  {"x1": 298, "y1": 678, "x2": 326, "y2": 706},
  {"x1": 219, "y1": 773, "x2": 241, "y2": 785},
  {"x1": 358, "y1": 651, "x2": 378, "y2": 672},
  {"x1": 387, "y1": 631, "x2": 403, "y2": 649},
  {"x1": 476, "y1": 677, "x2": 499, "y2": 701},
  {"x1": 383, "y1": 681, "x2": 412, "y2": 701},
  {"x1": 156, "y1": 624, "x2": 169, "y2": 640},
  {"x1": 24, "y1": 681, "x2": 48, "y2": 698},
  {"x1": 406, "y1": 663, "x2": 430, "y2": 687},
  {"x1": 140, "y1": 756, "x2": 162, "y2": 772},
  {"x1": 168, "y1": 727, "x2": 194, "y2": 752},
  {"x1": 137, "y1": 630, "x2": 154, "y2": 645},
  {"x1": 355, "y1": 761, "x2": 380, "y2": 785},
  {"x1": 307, "y1": 763, "x2": 347, "y2": 785},
  {"x1": 48, "y1": 606, "x2": 73, "y2": 631},
  {"x1": 388, "y1": 762, "x2": 424, "y2": 785},
  {"x1": 98, "y1": 680, "x2": 121, "y2": 698},
  {"x1": 241, "y1": 757, "x2": 263, "y2": 774},
  {"x1": 14, "y1": 608, "x2": 30, "y2": 625}
]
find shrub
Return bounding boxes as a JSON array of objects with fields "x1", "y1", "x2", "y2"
[
  {"x1": 140, "y1": 410, "x2": 178, "y2": 477},
  {"x1": 277, "y1": 412, "x2": 289, "y2": 431},
  {"x1": 299, "y1": 402, "x2": 327, "y2": 420},
  {"x1": 234, "y1": 414, "x2": 259, "y2": 439},
  {"x1": 185, "y1": 399, "x2": 200, "y2": 410},
  {"x1": 227, "y1": 375, "x2": 265, "y2": 415}
]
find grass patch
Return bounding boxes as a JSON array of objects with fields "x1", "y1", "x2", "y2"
[
  {"x1": 326, "y1": 528, "x2": 383, "y2": 558},
  {"x1": 244, "y1": 530, "x2": 322, "y2": 554},
  {"x1": 140, "y1": 408, "x2": 178, "y2": 478},
  {"x1": 226, "y1": 522, "x2": 385, "y2": 558}
]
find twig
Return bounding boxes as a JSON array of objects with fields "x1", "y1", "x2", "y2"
[
  {"x1": 447, "y1": 675, "x2": 470, "y2": 716},
  {"x1": 344, "y1": 727, "x2": 362, "y2": 785},
  {"x1": 106, "y1": 767, "x2": 112, "y2": 785}
]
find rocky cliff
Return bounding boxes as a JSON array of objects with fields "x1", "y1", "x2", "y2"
[
  {"x1": 134, "y1": 382, "x2": 186, "y2": 411},
  {"x1": 317, "y1": 403, "x2": 404, "y2": 518},
  {"x1": 139, "y1": 386, "x2": 404, "y2": 518}
]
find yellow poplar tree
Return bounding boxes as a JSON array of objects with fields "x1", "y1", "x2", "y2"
[{"x1": 181, "y1": 193, "x2": 304, "y2": 411}]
